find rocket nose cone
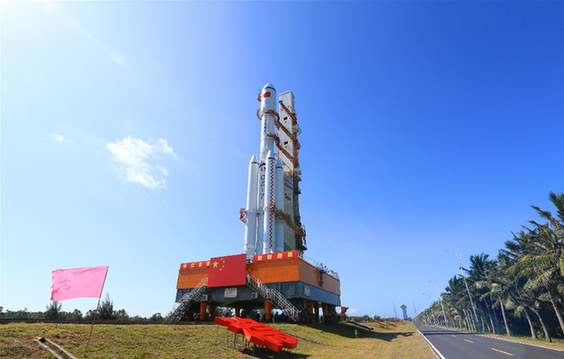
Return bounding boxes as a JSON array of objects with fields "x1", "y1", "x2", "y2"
[
  {"x1": 263, "y1": 83, "x2": 276, "y2": 92},
  {"x1": 250, "y1": 154, "x2": 258, "y2": 163}
]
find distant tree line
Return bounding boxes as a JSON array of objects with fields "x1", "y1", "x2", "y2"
[
  {"x1": 343, "y1": 314, "x2": 404, "y2": 323},
  {"x1": 0, "y1": 294, "x2": 165, "y2": 322},
  {"x1": 420, "y1": 191, "x2": 564, "y2": 342}
]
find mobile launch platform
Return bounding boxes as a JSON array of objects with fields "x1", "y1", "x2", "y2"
[{"x1": 173, "y1": 84, "x2": 341, "y2": 323}]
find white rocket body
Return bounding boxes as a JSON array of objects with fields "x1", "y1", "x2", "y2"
[
  {"x1": 256, "y1": 162, "x2": 265, "y2": 256},
  {"x1": 260, "y1": 84, "x2": 276, "y2": 162},
  {"x1": 243, "y1": 155, "x2": 259, "y2": 257},
  {"x1": 243, "y1": 83, "x2": 287, "y2": 259},
  {"x1": 263, "y1": 151, "x2": 276, "y2": 253},
  {"x1": 274, "y1": 159, "x2": 285, "y2": 253}
]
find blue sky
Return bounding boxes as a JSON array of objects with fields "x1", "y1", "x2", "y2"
[{"x1": 2, "y1": 1, "x2": 563, "y2": 318}]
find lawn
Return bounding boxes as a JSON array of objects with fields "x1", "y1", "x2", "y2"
[{"x1": 0, "y1": 321, "x2": 435, "y2": 358}]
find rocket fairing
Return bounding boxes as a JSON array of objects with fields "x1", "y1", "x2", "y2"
[
  {"x1": 259, "y1": 84, "x2": 277, "y2": 162},
  {"x1": 243, "y1": 83, "x2": 288, "y2": 260}
]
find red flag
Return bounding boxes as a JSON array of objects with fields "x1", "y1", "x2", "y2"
[
  {"x1": 208, "y1": 254, "x2": 246, "y2": 287},
  {"x1": 51, "y1": 266, "x2": 108, "y2": 301},
  {"x1": 341, "y1": 306, "x2": 349, "y2": 314}
]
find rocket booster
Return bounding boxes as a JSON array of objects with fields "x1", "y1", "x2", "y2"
[{"x1": 243, "y1": 155, "x2": 259, "y2": 256}]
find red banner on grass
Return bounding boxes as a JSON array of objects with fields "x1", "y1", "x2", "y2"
[
  {"x1": 208, "y1": 254, "x2": 246, "y2": 288},
  {"x1": 51, "y1": 266, "x2": 108, "y2": 301}
]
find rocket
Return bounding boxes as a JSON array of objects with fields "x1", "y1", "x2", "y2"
[
  {"x1": 243, "y1": 84, "x2": 286, "y2": 259},
  {"x1": 259, "y1": 83, "x2": 277, "y2": 162}
]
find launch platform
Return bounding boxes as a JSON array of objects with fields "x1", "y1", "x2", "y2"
[{"x1": 175, "y1": 251, "x2": 340, "y2": 322}]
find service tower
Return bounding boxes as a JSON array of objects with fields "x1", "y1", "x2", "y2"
[
  {"x1": 174, "y1": 84, "x2": 340, "y2": 323},
  {"x1": 242, "y1": 84, "x2": 306, "y2": 260}
]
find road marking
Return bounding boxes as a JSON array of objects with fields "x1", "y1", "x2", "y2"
[
  {"x1": 417, "y1": 330, "x2": 447, "y2": 359},
  {"x1": 464, "y1": 339, "x2": 474, "y2": 343},
  {"x1": 477, "y1": 334, "x2": 564, "y2": 353},
  {"x1": 491, "y1": 348, "x2": 514, "y2": 356}
]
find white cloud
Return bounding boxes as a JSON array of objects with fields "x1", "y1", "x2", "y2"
[
  {"x1": 107, "y1": 137, "x2": 178, "y2": 189},
  {"x1": 53, "y1": 134, "x2": 73, "y2": 144},
  {"x1": 349, "y1": 308, "x2": 358, "y2": 314}
]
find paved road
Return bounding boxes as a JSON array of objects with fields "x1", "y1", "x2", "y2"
[{"x1": 415, "y1": 322, "x2": 564, "y2": 359}]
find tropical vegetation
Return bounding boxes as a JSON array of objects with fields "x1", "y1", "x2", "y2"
[{"x1": 419, "y1": 191, "x2": 564, "y2": 343}]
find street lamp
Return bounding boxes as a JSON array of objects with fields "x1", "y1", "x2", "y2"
[
  {"x1": 445, "y1": 249, "x2": 482, "y2": 334},
  {"x1": 429, "y1": 280, "x2": 449, "y2": 329}
]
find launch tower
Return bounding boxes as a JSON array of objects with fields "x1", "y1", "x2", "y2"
[
  {"x1": 174, "y1": 84, "x2": 340, "y2": 323},
  {"x1": 241, "y1": 84, "x2": 306, "y2": 259}
]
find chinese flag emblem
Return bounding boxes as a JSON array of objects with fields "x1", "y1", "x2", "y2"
[{"x1": 208, "y1": 254, "x2": 246, "y2": 287}]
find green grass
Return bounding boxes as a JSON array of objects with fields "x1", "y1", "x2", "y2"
[
  {"x1": 0, "y1": 321, "x2": 435, "y2": 358},
  {"x1": 272, "y1": 322, "x2": 435, "y2": 358}
]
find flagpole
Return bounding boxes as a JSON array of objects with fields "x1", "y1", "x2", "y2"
[{"x1": 84, "y1": 268, "x2": 108, "y2": 357}]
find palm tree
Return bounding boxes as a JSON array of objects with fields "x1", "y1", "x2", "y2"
[
  {"x1": 443, "y1": 279, "x2": 466, "y2": 329},
  {"x1": 500, "y1": 193, "x2": 564, "y2": 338},
  {"x1": 511, "y1": 223, "x2": 564, "y2": 335},
  {"x1": 467, "y1": 253, "x2": 501, "y2": 334},
  {"x1": 529, "y1": 191, "x2": 564, "y2": 334},
  {"x1": 503, "y1": 270, "x2": 554, "y2": 342},
  {"x1": 445, "y1": 275, "x2": 472, "y2": 330},
  {"x1": 477, "y1": 256, "x2": 512, "y2": 336}
]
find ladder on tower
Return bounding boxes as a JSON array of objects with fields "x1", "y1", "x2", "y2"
[
  {"x1": 246, "y1": 272, "x2": 300, "y2": 322},
  {"x1": 170, "y1": 277, "x2": 208, "y2": 321}
]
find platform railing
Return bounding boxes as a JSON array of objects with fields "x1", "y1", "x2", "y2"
[
  {"x1": 246, "y1": 272, "x2": 299, "y2": 322},
  {"x1": 170, "y1": 277, "x2": 208, "y2": 321},
  {"x1": 299, "y1": 252, "x2": 339, "y2": 280}
]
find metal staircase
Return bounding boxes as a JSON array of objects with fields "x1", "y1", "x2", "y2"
[
  {"x1": 170, "y1": 277, "x2": 208, "y2": 321},
  {"x1": 246, "y1": 272, "x2": 299, "y2": 322}
]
